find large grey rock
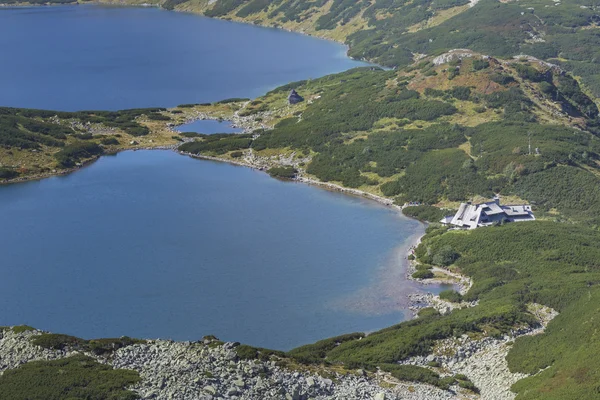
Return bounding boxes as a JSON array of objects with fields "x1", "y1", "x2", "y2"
[{"x1": 374, "y1": 392, "x2": 387, "y2": 400}]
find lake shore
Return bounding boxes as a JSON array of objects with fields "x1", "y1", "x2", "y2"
[
  {"x1": 3, "y1": 139, "x2": 462, "y2": 311},
  {"x1": 178, "y1": 148, "x2": 464, "y2": 300}
]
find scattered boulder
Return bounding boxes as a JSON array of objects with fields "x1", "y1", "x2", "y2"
[{"x1": 374, "y1": 392, "x2": 387, "y2": 400}]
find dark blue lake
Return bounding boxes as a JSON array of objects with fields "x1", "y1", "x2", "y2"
[
  {"x1": 0, "y1": 6, "x2": 444, "y2": 350},
  {"x1": 0, "y1": 151, "x2": 445, "y2": 349},
  {"x1": 0, "y1": 5, "x2": 367, "y2": 111}
]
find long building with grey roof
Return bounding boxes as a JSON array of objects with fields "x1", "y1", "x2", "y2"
[{"x1": 440, "y1": 197, "x2": 534, "y2": 229}]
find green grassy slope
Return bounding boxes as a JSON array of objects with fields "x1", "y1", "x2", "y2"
[{"x1": 0, "y1": 354, "x2": 140, "y2": 400}]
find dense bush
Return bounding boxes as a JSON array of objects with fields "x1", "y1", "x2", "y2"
[
  {"x1": 380, "y1": 364, "x2": 448, "y2": 389},
  {"x1": 439, "y1": 290, "x2": 463, "y2": 303},
  {"x1": 267, "y1": 166, "x2": 297, "y2": 179},
  {"x1": 178, "y1": 134, "x2": 253, "y2": 155},
  {"x1": 101, "y1": 137, "x2": 119, "y2": 145},
  {"x1": 287, "y1": 332, "x2": 365, "y2": 364},
  {"x1": 54, "y1": 142, "x2": 103, "y2": 168},
  {"x1": 402, "y1": 206, "x2": 448, "y2": 223},
  {"x1": 0, "y1": 355, "x2": 139, "y2": 400},
  {"x1": 235, "y1": 344, "x2": 285, "y2": 361},
  {"x1": 32, "y1": 333, "x2": 146, "y2": 355},
  {"x1": 0, "y1": 168, "x2": 18, "y2": 180},
  {"x1": 412, "y1": 270, "x2": 434, "y2": 279},
  {"x1": 472, "y1": 59, "x2": 490, "y2": 71}
]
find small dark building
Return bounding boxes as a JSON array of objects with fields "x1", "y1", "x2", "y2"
[{"x1": 288, "y1": 89, "x2": 304, "y2": 105}]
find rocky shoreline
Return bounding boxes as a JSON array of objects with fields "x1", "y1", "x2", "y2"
[
  {"x1": 0, "y1": 300, "x2": 556, "y2": 400},
  {"x1": 0, "y1": 328, "x2": 460, "y2": 400}
]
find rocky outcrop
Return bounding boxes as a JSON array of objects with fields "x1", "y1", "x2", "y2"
[
  {"x1": 0, "y1": 326, "x2": 457, "y2": 400},
  {"x1": 0, "y1": 304, "x2": 557, "y2": 400},
  {"x1": 0, "y1": 328, "x2": 68, "y2": 373},
  {"x1": 399, "y1": 304, "x2": 558, "y2": 400},
  {"x1": 0, "y1": 328, "x2": 459, "y2": 400},
  {"x1": 110, "y1": 339, "x2": 454, "y2": 400}
]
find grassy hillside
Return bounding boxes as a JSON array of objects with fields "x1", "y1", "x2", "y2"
[
  {"x1": 0, "y1": 102, "x2": 242, "y2": 182},
  {"x1": 182, "y1": 53, "x2": 600, "y2": 224}
]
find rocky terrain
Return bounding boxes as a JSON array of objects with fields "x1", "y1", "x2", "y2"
[
  {"x1": 0, "y1": 302, "x2": 556, "y2": 400},
  {"x1": 0, "y1": 327, "x2": 459, "y2": 400}
]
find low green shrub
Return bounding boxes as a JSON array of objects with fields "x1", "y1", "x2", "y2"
[
  {"x1": 267, "y1": 166, "x2": 297, "y2": 179},
  {"x1": 11, "y1": 325, "x2": 35, "y2": 334},
  {"x1": 32, "y1": 333, "x2": 145, "y2": 355},
  {"x1": 412, "y1": 270, "x2": 434, "y2": 279},
  {"x1": 402, "y1": 205, "x2": 448, "y2": 223},
  {"x1": 100, "y1": 137, "x2": 119, "y2": 145},
  {"x1": 235, "y1": 344, "x2": 285, "y2": 361},
  {"x1": 0, "y1": 167, "x2": 18, "y2": 180},
  {"x1": 380, "y1": 364, "x2": 449, "y2": 389},
  {"x1": 0, "y1": 354, "x2": 140, "y2": 399},
  {"x1": 439, "y1": 290, "x2": 463, "y2": 303}
]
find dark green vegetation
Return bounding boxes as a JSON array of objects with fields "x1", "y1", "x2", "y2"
[
  {"x1": 0, "y1": 107, "x2": 164, "y2": 143},
  {"x1": 235, "y1": 344, "x2": 286, "y2": 361},
  {"x1": 179, "y1": 133, "x2": 253, "y2": 155},
  {"x1": 379, "y1": 364, "x2": 478, "y2": 392},
  {"x1": 185, "y1": 63, "x2": 600, "y2": 226},
  {"x1": 267, "y1": 165, "x2": 297, "y2": 179},
  {"x1": 0, "y1": 107, "x2": 170, "y2": 178},
  {"x1": 32, "y1": 333, "x2": 146, "y2": 356},
  {"x1": 438, "y1": 289, "x2": 463, "y2": 303},
  {"x1": 0, "y1": 167, "x2": 19, "y2": 180},
  {"x1": 0, "y1": 354, "x2": 139, "y2": 400},
  {"x1": 402, "y1": 205, "x2": 449, "y2": 223},
  {"x1": 55, "y1": 142, "x2": 104, "y2": 167}
]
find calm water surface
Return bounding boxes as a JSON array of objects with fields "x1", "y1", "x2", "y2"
[
  {"x1": 177, "y1": 120, "x2": 242, "y2": 134},
  {"x1": 0, "y1": 5, "x2": 367, "y2": 111},
  {"x1": 0, "y1": 151, "x2": 447, "y2": 349},
  {"x1": 0, "y1": 6, "x2": 444, "y2": 350}
]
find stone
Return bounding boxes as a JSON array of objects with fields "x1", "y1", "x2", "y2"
[
  {"x1": 306, "y1": 376, "x2": 315, "y2": 387},
  {"x1": 374, "y1": 392, "x2": 387, "y2": 400},
  {"x1": 204, "y1": 385, "x2": 217, "y2": 395},
  {"x1": 233, "y1": 378, "x2": 245, "y2": 388},
  {"x1": 227, "y1": 386, "x2": 240, "y2": 396}
]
